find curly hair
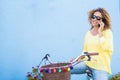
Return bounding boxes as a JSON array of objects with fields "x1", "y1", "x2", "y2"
[{"x1": 88, "y1": 8, "x2": 112, "y2": 30}]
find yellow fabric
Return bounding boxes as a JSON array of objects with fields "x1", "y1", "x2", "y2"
[{"x1": 83, "y1": 29, "x2": 114, "y2": 74}]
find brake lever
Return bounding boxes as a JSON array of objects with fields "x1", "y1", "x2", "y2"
[{"x1": 84, "y1": 52, "x2": 91, "y2": 61}]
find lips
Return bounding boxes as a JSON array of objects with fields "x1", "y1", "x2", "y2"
[
  {"x1": 92, "y1": 21, "x2": 98, "y2": 24},
  {"x1": 92, "y1": 21, "x2": 99, "y2": 26}
]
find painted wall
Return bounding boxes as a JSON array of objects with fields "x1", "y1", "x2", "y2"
[{"x1": 0, "y1": 0, "x2": 120, "y2": 80}]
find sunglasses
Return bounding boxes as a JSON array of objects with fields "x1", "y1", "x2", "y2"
[{"x1": 91, "y1": 15, "x2": 102, "y2": 20}]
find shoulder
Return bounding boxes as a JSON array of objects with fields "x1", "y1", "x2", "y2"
[
  {"x1": 103, "y1": 29, "x2": 113, "y2": 34},
  {"x1": 103, "y1": 29, "x2": 113, "y2": 37},
  {"x1": 84, "y1": 30, "x2": 91, "y2": 38},
  {"x1": 86, "y1": 30, "x2": 91, "y2": 35}
]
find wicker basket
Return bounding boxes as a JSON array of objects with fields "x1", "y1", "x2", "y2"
[{"x1": 40, "y1": 63, "x2": 71, "y2": 80}]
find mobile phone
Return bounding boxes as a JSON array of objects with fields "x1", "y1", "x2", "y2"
[{"x1": 98, "y1": 23, "x2": 100, "y2": 27}]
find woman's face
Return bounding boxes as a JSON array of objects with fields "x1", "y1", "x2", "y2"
[{"x1": 91, "y1": 11, "x2": 103, "y2": 27}]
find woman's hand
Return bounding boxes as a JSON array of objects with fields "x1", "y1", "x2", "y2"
[
  {"x1": 77, "y1": 55, "x2": 85, "y2": 62},
  {"x1": 98, "y1": 21, "x2": 104, "y2": 37}
]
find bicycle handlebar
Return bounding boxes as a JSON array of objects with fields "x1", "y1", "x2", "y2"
[{"x1": 71, "y1": 52, "x2": 99, "y2": 64}]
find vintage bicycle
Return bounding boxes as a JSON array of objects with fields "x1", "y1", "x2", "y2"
[{"x1": 27, "y1": 52, "x2": 98, "y2": 80}]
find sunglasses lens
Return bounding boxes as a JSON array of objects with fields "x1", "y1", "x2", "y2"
[
  {"x1": 91, "y1": 15, "x2": 96, "y2": 19},
  {"x1": 91, "y1": 15, "x2": 102, "y2": 20},
  {"x1": 96, "y1": 16, "x2": 101, "y2": 20}
]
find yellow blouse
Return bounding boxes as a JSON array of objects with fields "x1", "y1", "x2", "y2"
[{"x1": 83, "y1": 29, "x2": 113, "y2": 74}]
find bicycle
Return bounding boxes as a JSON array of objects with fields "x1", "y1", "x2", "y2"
[{"x1": 27, "y1": 52, "x2": 98, "y2": 80}]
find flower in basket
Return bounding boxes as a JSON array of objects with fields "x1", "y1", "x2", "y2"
[
  {"x1": 27, "y1": 66, "x2": 40, "y2": 80},
  {"x1": 32, "y1": 67, "x2": 38, "y2": 74},
  {"x1": 27, "y1": 72, "x2": 34, "y2": 80}
]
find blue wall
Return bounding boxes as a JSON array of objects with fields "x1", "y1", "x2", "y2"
[{"x1": 0, "y1": 0, "x2": 120, "y2": 80}]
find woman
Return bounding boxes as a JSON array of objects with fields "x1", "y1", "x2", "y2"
[{"x1": 71, "y1": 8, "x2": 114, "y2": 80}]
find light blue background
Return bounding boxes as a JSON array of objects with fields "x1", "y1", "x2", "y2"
[{"x1": 0, "y1": 0, "x2": 120, "y2": 80}]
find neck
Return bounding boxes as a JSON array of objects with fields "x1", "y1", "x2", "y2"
[
  {"x1": 91, "y1": 27, "x2": 99, "y2": 36},
  {"x1": 93, "y1": 26, "x2": 99, "y2": 31}
]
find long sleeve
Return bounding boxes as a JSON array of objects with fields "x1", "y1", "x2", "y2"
[{"x1": 99, "y1": 29, "x2": 113, "y2": 55}]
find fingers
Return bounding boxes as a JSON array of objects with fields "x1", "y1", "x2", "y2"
[{"x1": 99, "y1": 21, "x2": 104, "y2": 27}]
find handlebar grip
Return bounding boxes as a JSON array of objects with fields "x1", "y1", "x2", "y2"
[{"x1": 89, "y1": 52, "x2": 99, "y2": 56}]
